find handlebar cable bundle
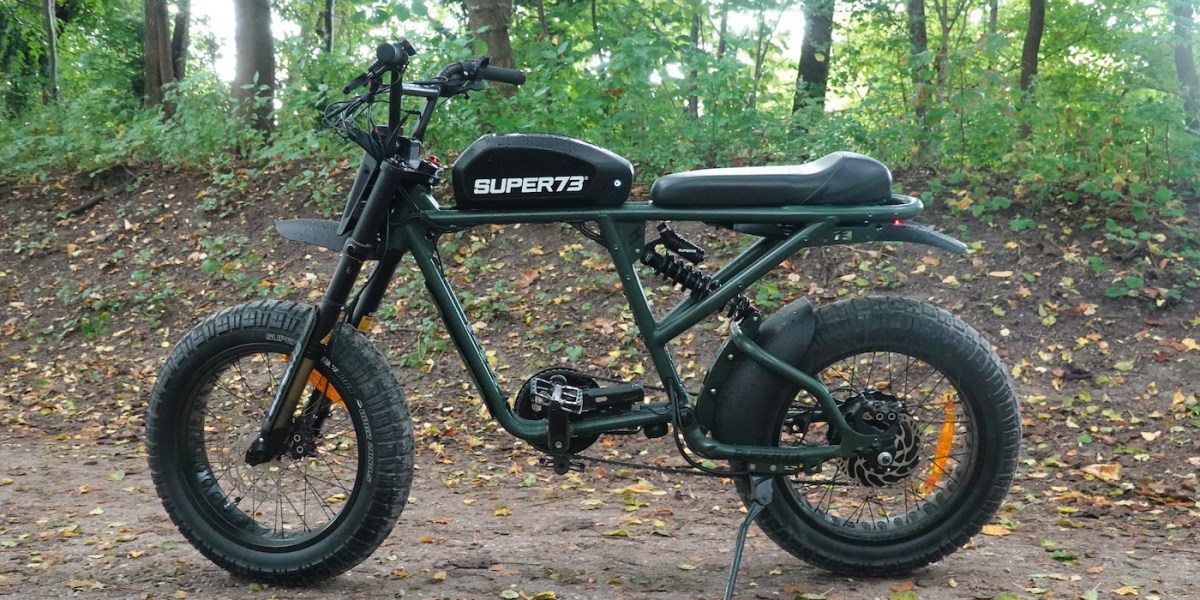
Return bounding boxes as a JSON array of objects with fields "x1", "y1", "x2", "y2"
[{"x1": 322, "y1": 92, "x2": 386, "y2": 158}]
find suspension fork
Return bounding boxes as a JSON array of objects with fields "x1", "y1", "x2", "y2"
[{"x1": 245, "y1": 159, "x2": 407, "y2": 465}]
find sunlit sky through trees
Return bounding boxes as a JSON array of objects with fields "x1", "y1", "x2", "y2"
[{"x1": 189, "y1": 1, "x2": 806, "y2": 82}]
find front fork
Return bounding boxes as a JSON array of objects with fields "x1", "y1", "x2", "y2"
[{"x1": 245, "y1": 160, "x2": 408, "y2": 466}]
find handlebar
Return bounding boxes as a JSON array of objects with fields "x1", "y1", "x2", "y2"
[
  {"x1": 344, "y1": 39, "x2": 526, "y2": 96},
  {"x1": 329, "y1": 39, "x2": 527, "y2": 161},
  {"x1": 479, "y1": 65, "x2": 526, "y2": 86},
  {"x1": 432, "y1": 57, "x2": 526, "y2": 94},
  {"x1": 343, "y1": 40, "x2": 418, "y2": 93}
]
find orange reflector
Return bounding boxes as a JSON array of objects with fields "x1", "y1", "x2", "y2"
[
  {"x1": 919, "y1": 399, "x2": 955, "y2": 495},
  {"x1": 278, "y1": 355, "x2": 344, "y2": 407},
  {"x1": 307, "y1": 371, "x2": 344, "y2": 406}
]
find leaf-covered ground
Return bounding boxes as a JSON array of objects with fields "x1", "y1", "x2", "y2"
[{"x1": 1, "y1": 165, "x2": 1197, "y2": 600}]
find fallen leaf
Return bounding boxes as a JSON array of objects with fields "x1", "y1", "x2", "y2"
[
  {"x1": 66, "y1": 580, "x2": 105, "y2": 591},
  {"x1": 610, "y1": 482, "x2": 655, "y2": 494},
  {"x1": 981, "y1": 524, "x2": 1012, "y2": 536},
  {"x1": 1082, "y1": 464, "x2": 1121, "y2": 482}
]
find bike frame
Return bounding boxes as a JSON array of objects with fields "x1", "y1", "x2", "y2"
[{"x1": 255, "y1": 76, "x2": 958, "y2": 473}]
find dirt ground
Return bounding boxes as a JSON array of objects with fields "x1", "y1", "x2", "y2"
[{"x1": 1, "y1": 166, "x2": 1197, "y2": 600}]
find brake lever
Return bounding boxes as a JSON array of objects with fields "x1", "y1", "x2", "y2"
[{"x1": 344, "y1": 59, "x2": 385, "y2": 94}]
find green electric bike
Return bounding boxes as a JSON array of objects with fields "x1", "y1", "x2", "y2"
[{"x1": 146, "y1": 40, "x2": 1021, "y2": 598}]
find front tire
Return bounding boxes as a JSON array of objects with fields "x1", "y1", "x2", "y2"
[
  {"x1": 713, "y1": 296, "x2": 1020, "y2": 575},
  {"x1": 146, "y1": 300, "x2": 414, "y2": 584}
]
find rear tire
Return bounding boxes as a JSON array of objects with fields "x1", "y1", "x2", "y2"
[
  {"x1": 146, "y1": 300, "x2": 414, "y2": 584},
  {"x1": 713, "y1": 296, "x2": 1020, "y2": 575}
]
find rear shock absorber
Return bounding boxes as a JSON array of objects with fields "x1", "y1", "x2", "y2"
[{"x1": 639, "y1": 223, "x2": 758, "y2": 322}]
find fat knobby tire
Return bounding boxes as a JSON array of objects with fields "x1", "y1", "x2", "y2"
[
  {"x1": 713, "y1": 296, "x2": 1021, "y2": 576},
  {"x1": 145, "y1": 300, "x2": 414, "y2": 585}
]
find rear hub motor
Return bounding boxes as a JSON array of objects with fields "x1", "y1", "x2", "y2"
[{"x1": 833, "y1": 391, "x2": 920, "y2": 487}]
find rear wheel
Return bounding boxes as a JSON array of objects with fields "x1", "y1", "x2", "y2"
[
  {"x1": 713, "y1": 296, "x2": 1020, "y2": 575},
  {"x1": 146, "y1": 300, "x2": 414, "y2": 584}
]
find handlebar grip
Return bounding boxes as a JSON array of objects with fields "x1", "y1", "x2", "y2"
[{"x1": 479, "y1": 66, "x2": 526, "y2": 86}]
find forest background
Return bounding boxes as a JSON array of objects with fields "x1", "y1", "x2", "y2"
[
  {"x1": 1, "y1": 0, "x2": 1197, "y2": 209},
  {"x1": 1, "y1": 2, "x2": 1200, "y2": 598}
]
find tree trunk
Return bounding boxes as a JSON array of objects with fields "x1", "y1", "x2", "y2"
[
  {"x1": 907, "y1": 0, "x2": 931, "y2": 157},
  {"x1": 465, "y1": 0, "x2": 515, "y2": 96},
  {"x1": 171, "y1": 0, "x2": 191, "y2": 81},
  {"x1": 687, "y1": 12, "x2": 700, "y2": 119},
  {"x1": 794, "y1": 0, "x2": 834, "y2": 112},
  {"x1": 716, "y1": 0, "x2": 730, "y2": 59},
  {"x1": 988, "y1": 0, "x2": 998, "y2": 34},
  {"x1": 144, "y1": 0, "x2": 174, "y2": 108},
  {"x1": 1018, "y1": 0, "x2": 1045, "y2": 138},
  {"x1": 1171, "y1": 0, "x2": 1200, "y2": 131},
  {"x1": 466, "y1": 0, "x2": 513, "y2": 66},
  {"x1": 1019, "y1": 0, "x2": 1045, "y2": 94},
  {"x1": 908, "y1": 0, "x2": 929, "y2": 119},
  {"x1": 42, "y1": 0, "x2": 58, "y2": 103},
  {"x1": 930, "y1": 0, "x2": 970, "y2": 90},
  {"x1": 317, "y1": 0, "x2": 333, "y2": 53},
  {"x1": 233, "y1": 0, "x2": 275, "y2": 135},
  {"x1": 750, "y1": 12, "x2": 768, "y2": 109},
  {"x1": 534, "y1": 0, "x2": 549, "y2": 40}
]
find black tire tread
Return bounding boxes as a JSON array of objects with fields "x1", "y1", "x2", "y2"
[
  {"x1": 146, "y1": 300, "x2": 414, "y2": 585},
  {"x1": 717, "y1": 296, "x2": 1020, "y2": 576}
]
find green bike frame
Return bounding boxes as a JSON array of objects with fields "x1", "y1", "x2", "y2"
[
  {"x1": 255, "y1": 155, "x2": 957, "y2": 474},
  {"x1": 253, "y1": 71, "x2": 965, "y2": 474}
]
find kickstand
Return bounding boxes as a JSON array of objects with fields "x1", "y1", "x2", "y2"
[{"x1": 723, "y1": 476, "x2": 775, "y2": 600}]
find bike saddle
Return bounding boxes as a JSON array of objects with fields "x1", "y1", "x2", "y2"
[{"x1": 649, "y1": 151, "x2": 892, "y2": 207}]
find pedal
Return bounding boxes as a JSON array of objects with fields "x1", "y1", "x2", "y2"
[
  {"x1": 538, "y1": 455, "x2": 585, "y2": 475},
  {"x1": 531, "y1": 376, "x2": 644, "y2": 416},
  {"x1": 583, "y1": 382, "x2": 643, "y2": 412},
  {"x1": 529, "y1": 376, "x2": 585, "y2": 414}
]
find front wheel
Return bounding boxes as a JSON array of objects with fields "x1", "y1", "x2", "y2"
[
  {"x1": 146, "y1": 300, "x2": 414, "y2": 584},
  {"x1": 713, "y1": 296, "x2": 1020, "y2": 575}
]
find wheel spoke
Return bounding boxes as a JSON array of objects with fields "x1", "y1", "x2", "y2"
[
  {"x1": 189, "y1": 350, "x2": 361, "y2": 541},
  {"x1": 787, "y1": 349, "x2": 978, "y2": 538}
]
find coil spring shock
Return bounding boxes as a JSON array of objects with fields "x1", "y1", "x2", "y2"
[{"x1": 640, "y1": 226, "x2": 758, "y2": 322}]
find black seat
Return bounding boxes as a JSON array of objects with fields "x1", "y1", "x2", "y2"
[{"x1": 649, "y1": 152, "x2": 893, "y2": 208}]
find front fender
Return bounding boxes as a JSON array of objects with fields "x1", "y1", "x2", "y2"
[{"x1": 695, "y1": 296, "x2": 816, "y2": 431}]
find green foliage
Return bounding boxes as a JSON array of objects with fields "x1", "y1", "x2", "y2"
[{"x1": 0, "y1": 0, "x2": 1197, "y2": 244}]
